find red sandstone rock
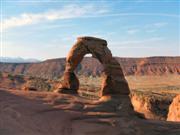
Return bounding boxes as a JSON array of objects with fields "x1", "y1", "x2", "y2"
[
  {"x1": 59, "y1": 36, "x2": 130, "y2": 96},
  {"x1": 167, "y1": 94, "x2": 180, "y2": 122}
]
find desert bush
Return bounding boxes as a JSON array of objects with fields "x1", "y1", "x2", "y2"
[
  {"x1": 28, "y1": 76, "x2": 36, "y2": 80},
  {"x1": 25, "y1": 78, "x2": 51, "y2": 91},
  {"x1": 7, "y1": 74, "x2": 14, "y2": 81},
  {"x1": 7, "y1": 73, "x2": 25, "y2": 83},
  {"x1": 0, "y1": 71, "x2": 2, "y2": 78},
  {"x1": 14, "y1": 74, "x2": 25, "y2": 83}
]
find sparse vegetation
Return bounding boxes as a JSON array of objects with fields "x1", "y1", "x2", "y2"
[
  {"x1": 25, "y1": 78, "x2": 51, "y2": 91},
  {"x1": 14, "y1": 74, "x2": 25, "y2": 83},
  {"x1": 0, "y1": 71, "x2": 2, "y2": 79},
  {"x1": 78, "y1": 75, "x2": 102, "y2": 99},
  {"x1": 7, "y1": 74, "x2": 14, "y2": 81}
]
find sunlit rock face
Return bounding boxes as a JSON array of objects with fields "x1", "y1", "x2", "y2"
[{"x1": 167, "y1": 94, "x2": 180, "y2": 122}]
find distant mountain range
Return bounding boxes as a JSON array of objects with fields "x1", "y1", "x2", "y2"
[
  {"x1": 0, "y1": 57, "x2": 40, "y2": 63},
  {"x1": 0, "y1": 56, "x2": 179, "y2": 79}
]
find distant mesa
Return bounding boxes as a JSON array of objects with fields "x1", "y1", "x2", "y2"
[
  {"x1": 0, "y1": 57, "x2": 40, "y2": 63},
  {"x1": 0, "y1": 56, "x2": 179, "y2": 80}
]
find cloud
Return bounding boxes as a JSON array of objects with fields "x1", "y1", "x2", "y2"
[
  {"x1": 1, "y1": 4, "x2": 108, "y2": 31},
  {"x1": 111, "y1": 37, "x2": 163, "y2": 46},
  {"x1": 82, "y1": 13, "x2": 179, "y2": 18},
  {"x1": 144, "y1": 22, "x2": 168, "y2": 33},
  {"x1": 145, "y1": 29, "x2": 156, "y2": 33},
  {"x1": 127, "y1": 29, "x2": 139, "y2": 34},
  {"x1": 153, "y1": 22, "x2": 168, "y2": 28},
  {"x1": 2, "y1": 4, "x2": 178, "y2": 33}
]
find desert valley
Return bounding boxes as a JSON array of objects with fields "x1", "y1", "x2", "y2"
[
  {"x1": 0, "y1": 55, "x2": 180, "y2": 135},
  {"x1": 1, "y1": 1, "x2": 179, "y2": 135}
]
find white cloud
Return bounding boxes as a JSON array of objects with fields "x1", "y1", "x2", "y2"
[
  {"x1": 143, "y1": 22, "x2": 168, "y2": 33},
  {"x1": 145, "y1": 29, "x2": 156, "y2": 33},
  {"x1": 127, "y1": 29, "x2": 139, "y2": 34},
  {"x1": 1, "y1": 4, "x2": 108, "y2": 31},
  {"x1": 111, "y1": 37, "x2": 163, "y2": 46},
  {"x1": 83, "y1": 13, "x2": 179, "y2": 18},
  {"x1": 1, "y1": 5, "x2": 178, "y2": 33},
  {"x1": 153, "y1": 22, "x2": 168, "y2": 28}
]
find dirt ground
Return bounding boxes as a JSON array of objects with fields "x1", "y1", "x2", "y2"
[{"x1": 0, "y1": 89, "x2": 180, "y2": 135}]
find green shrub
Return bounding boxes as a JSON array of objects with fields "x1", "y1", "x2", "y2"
[
  {"x1": 8, "y1": 74, "x2": 14, "y2": 81},
  {"x1": 27, "y1": 78, "x2": 51, "y2": 91},
  {"x1": 14, "y1": 74, "x2": 25, "y2": 83},
  {"x1": 0, "y1": 71, "x2": 2, "y2": 78}
]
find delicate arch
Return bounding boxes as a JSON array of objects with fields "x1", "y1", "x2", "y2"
[{"x1": 59, "y1": 37, "x2": 130, "y2": 96}]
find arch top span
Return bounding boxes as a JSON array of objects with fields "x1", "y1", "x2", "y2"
[
  {"x1": 77, "y1": 36, "x2": 107, "y2": 43},
  {"x1": 58, "y1": 36, "x2": 130, "y2": 96}
]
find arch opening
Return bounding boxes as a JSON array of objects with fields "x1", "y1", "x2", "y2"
[{"x1": 77, "y1": 56, "x2": 103, "y2": 100}]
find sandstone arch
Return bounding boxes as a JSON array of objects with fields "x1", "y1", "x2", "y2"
[{"x1": 59, "y1": 37, "x2": 130, "y2": 96}]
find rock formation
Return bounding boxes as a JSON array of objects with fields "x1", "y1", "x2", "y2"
[
  {"x1": 59, "y1": 37, "x2": 130, "y2": 96},
  {"x1": 167, "y1": 94, "x2": 180, "y2": 122},
  {"x1": 1, "y1": 89, "x2": 180, "y2": 135},
  {"x1": 130, "y1": 91, "x2": 174, "y2": 120}
]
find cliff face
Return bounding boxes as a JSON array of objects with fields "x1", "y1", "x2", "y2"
[
  {"x1": 0, "y1": 57, "x2": 179, "y2": 79},
  {"x1": 130, "y1": 91, "x2": 176, "y2": 120},
  {"x1": 167, "y1": 95, "x2": 180, "y2": 122}
]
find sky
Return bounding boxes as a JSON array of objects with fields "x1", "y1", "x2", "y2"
[{"x1": 0, "y1": 0, "x2": 179, "y2": 60}]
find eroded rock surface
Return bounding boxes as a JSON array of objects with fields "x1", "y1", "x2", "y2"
[
  {"x1": 131, "y1": 91, "x2": 175, "y2": 120},
  {"x1": 59, "y1": 37, "x2": 130, "y2": 96},
  {"x1": 0, "y1": 89, "x2": 180, "y2": 135},
  {"x1": 167, "y1": 94, "x2": 180, "y2": 122}
]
